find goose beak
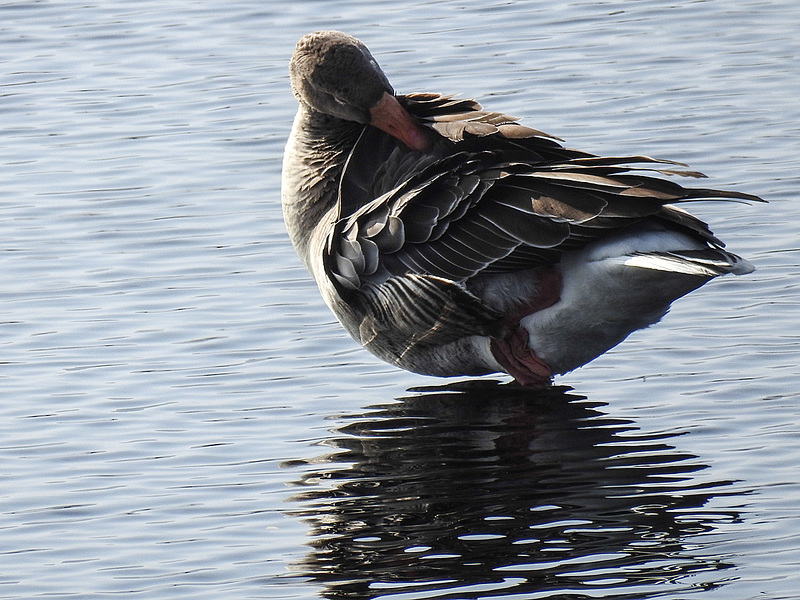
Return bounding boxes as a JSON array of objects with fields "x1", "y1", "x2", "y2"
[{"x1": 369, "y1": 92, "x2": 431, "y2": 152}]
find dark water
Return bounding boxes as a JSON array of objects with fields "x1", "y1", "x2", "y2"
[
  {"x1": 289, "y1": 382, "x2": 743, "y2": 599},
  {"x1": 2, "y1": 1, "x2": 799, "y2": 599}
]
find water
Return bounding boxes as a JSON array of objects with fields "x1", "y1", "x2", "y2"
[{"x1": 1, "y1": 1, "x2": 797, "y2": 598}]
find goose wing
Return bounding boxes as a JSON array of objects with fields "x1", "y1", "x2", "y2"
[
  {"x1": 322, "y1": 93, "x2": 762, "y2": 363},
  {"x1": 326, "y1": 93, "x2": 760, "y2": 292}
]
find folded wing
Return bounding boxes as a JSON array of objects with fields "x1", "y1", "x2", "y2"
[{"x1": 325, "y1": 93, "x2": 761, "y2": 293}]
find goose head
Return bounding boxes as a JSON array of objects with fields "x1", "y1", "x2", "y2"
[{"x1": 289, "y1": 30, "x2": 430, "y2": 151}]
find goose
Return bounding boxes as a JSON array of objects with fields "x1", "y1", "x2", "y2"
[{"x1": 281, "y1": 30, "x2": 761, "y2": 387}]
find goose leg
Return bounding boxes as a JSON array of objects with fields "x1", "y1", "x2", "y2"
[
  {"x1": 489, "y1": 269, "x2": 561, "y2": 387},
  {"x1": 490, "y1": 326, "x2": 552, "y2": 386}
]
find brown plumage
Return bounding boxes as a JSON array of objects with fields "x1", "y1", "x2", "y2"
[{"x1": 282, "y1": 31, "x2": 762, "y2": 386}]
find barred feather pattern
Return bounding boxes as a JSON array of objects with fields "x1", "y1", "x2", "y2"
[
  {"x1": 324, "y1": 92, "x2": 759, "y2": 296},
  {"x1": 352, "y1": 273, "x2": 503, "y2": 371}
]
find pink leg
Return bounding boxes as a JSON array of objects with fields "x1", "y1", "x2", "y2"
[{"x1": 490, "y1": 269, "x2": 561, "y2": 387}]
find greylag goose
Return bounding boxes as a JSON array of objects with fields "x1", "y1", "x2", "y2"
[{"x1": 282, "y1": 31, "x2": 761, "y2": 387}]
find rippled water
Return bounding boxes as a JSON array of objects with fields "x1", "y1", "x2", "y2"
[
  {"x1": 289, "y1": 383, "x2": 744, "y2": 599},
  {"x1": 1, "y1": 1, "x2": 798, "y2": 599}
]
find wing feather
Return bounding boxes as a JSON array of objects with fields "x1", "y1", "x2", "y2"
[
  {"x1": 324, "y1": 92, "x2": 764, "y2": 293},
  {"x1": 353, "y1": 273, "x2": 504, "y2": 371}
]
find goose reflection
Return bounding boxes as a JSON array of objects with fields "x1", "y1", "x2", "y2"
[{"x1": 287, "y1": 382, "x2": 742, "y2": 599}]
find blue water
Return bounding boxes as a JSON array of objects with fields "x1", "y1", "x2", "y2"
[{"x1": 1, "y1": 1, "x2": 798, "y2": 598}]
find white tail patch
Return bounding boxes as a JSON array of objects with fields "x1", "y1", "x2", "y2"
[
  {"x1": 623, "y1": 254, "x2": 722, "y2": 277},
  {"x1": 623, "y1": 252, "x2": 755, "y2": 277}
]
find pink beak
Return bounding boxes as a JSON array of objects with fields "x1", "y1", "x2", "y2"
[{"x1": 369, "y1": 92, "x2": 431, "y2": 152}]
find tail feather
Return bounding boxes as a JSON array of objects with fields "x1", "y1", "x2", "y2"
[{"x1": 623, "y1": 249, "x2": 754, "y2": 277}]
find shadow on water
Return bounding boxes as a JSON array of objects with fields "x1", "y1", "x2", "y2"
[{"x1": 286, "y1": 381, "x2": 744, "y2": 599}]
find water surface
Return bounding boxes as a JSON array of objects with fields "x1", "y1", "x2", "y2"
[{"x1": 1, "y1": 1, "x2": 798, "y2": 599}]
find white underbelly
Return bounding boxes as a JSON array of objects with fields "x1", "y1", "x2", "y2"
[{"x1": 521, "y1": 227, "x2": 714, "y2": 375}]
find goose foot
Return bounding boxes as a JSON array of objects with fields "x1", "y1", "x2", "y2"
[
  {"x1": 489, "y1": 268, "x2": 561, "y2": 387},
  {"x1": 491, "y1": 326, "x2": 552, "y2": 387}
]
